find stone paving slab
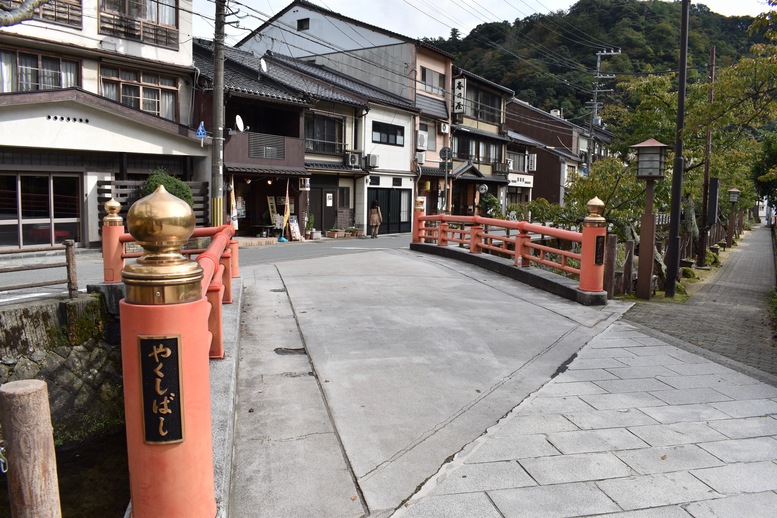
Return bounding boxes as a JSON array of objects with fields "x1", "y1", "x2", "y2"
[{"x1": 394, "y1": 321, "x2": 777, "y2": 517}]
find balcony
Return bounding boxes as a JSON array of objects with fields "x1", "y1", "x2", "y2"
[{"x1": 224, "y1": 132, "x2": 305, "y2": 168}]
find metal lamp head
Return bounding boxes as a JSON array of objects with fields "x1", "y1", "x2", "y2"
[
  {"x1": 728, "y1": 188, "x2": 740, "y2": 203},
  {"x1": 631, "y1": 138, "x2": 669, "y2": 179}
]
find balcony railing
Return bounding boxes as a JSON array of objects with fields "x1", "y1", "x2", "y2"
[
  {"x1": 99, "y1": 12, "x2": 178, "y2": 49},
  {"x1": 305, "y1": 138, "x2": 345, "y2": 155}
]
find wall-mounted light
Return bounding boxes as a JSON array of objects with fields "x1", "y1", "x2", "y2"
[
  {"x1": 267, "y1": 179, "x2": 273, "y2": 185},
  {"x1": 245, "y1": 178, "x2": 252, "y2": 184}
]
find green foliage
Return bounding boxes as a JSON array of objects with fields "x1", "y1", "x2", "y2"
[
  {"x1": 425, "y1": 0, "x2": 766, "y2": 119},
  {"x1": 478, "y1": 192, "x2": 503, "y2": 218},
  {"x1": 140, "y1": 169, "x2": 193, "y2": 207},
  {"x1": 681, "y1": 267, "x2": 697, "y2": 279}
]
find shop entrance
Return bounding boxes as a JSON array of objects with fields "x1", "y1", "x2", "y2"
[
  {"x1": 368, "y1": 188, "x2": 412, "y2": 234},
  {"x1": 309, "y1": 188, "x2": 337, "y2": 231}
]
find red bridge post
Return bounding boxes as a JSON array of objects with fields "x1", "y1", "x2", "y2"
[
  {"x1": 580, "y1": 197, "x2": 607, "y2": 293},
  {"x1": 119, "y1": 186, "x2": 216, "y2": 518}
]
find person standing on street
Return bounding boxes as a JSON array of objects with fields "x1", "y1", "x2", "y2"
[{"x1": 369, "y1": 199, "x2": 382, "y2": 238}]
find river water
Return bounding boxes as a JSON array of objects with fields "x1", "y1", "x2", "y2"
[{"x1": 0, "y1": 427, "x2": 129, "y2": 517}]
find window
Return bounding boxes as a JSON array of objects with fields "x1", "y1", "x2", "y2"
[
  {"x1": 100, "y1": 65, "x2": 177, "y2": 120},
  {"x1": 419, "y1": 121, "x2": 436, "y2": 151},
  {"x1": 420, "y1": 66, "x2": 445, "y2": 96},
  {"x1": 297, "y1": 18, "x2": 310, "y2": 30},
  {"x1": 304, "y1": 113, "x2": 344, "y2": 154},
  {"x1": 2, "y1": 0, "x2": 82, "y2": 28},
  {"x1": 338, "y1": 187, "x2": 350, "y2": 208},
  {"x1": 464, "y1": 85, "x2": 501, "y2": 123},
  {"x1": 0, "y1": 50, "x2": 78, "y2": 93},
  {"x1": 507, "y1": 152, "x2": 526, "y2": 172},
  {"x1": 453, "y1": 135, "x2": 502, "y2": 163},
  {"x1": 369, "y1": 176, "x2": 380, "y2": 185},
  {"x1": 372, "y1": 121, "x2": 404, "y2": 146},
  {"x1": 99, "y1": 0, "x2": 178, "y2": 48}
]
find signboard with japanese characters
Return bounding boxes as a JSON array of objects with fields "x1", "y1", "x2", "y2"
[
  {"x1": 453, "y1": 78, "x2": 466, "y2": 114},
  {"x1": 140, "y1": 335, "x2": 184, "y2": 444}
]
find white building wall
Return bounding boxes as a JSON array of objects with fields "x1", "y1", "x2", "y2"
[
  {"x1": 2, "y1": 1, "x2": 193, "y2": 67},
  {"x1": 363, "y1": 105, "x2": 415, "y2": 173}
]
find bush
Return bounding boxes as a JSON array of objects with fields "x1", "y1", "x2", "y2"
[{"x1": 141, "y1": 170, "x2": 193, "y2": 207}]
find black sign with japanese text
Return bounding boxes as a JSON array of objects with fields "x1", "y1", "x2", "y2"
[
  {"x1": 139, "y1": 336, "x2": 183, "y2": 444},
  {"x1": 595, "y1": 235, "x2": 606, "y2": 265}
]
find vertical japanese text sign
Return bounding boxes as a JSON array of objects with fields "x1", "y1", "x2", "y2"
[
  {"x1": 453, "y1": 78, "x2": 466, "y2": 114},
  {"x1": 140, "y1": 336, "x2": 184, "y2": 443}
]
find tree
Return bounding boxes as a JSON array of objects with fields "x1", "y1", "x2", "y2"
[{"x1": 1, "y1": 0, "x2": 50, "y2": 27}]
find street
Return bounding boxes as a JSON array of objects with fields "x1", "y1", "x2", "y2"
[{"x1": 0, "y1": 234, "x2": 412, "y2": 305}]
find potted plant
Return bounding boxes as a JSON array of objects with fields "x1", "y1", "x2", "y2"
[
  {"x1": 305, "y1": 213, "x2": 315, "y2": 239},
  {"x1": 327, "y1": 228, "x2": 344, "y2": 238}
]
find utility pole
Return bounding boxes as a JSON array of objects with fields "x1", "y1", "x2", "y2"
[
  {"x1": 698, "y1": 46, "x2": 716, "y2": 268},
  {"x1": 665, "y1": 0, "x2": 690, "y2": 298},
  {"x1": 586, "y1": 49, "x2": 619, "y2": 174},
  {"x1": 211, "y1": 0, "x2": 226, "y2": 227}
]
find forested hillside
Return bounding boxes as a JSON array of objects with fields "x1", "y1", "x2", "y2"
[{"x1": 423, "y1": 0, "x2": 764, "y2": 123}]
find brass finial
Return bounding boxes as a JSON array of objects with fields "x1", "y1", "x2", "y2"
[
  {"x1": 584, "y1": 196, "x2": 606, "y2": 227},
  {"x1": 122, "y1": 185, "x2": 203, "y2": 305},
  {"x1": 103, "y1": 198, "x2": 123, "y2": 226}
]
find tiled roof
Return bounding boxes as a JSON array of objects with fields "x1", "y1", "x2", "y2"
[
  {"x1": 455, "y1": 68, "x2": 515, "y2": 96},
  {"x1": 306, "y1": 161, "x2": 368, "y2": 173},
  {"x1": 453, "y1": 125, "x2": 509, "y2": 142},
  {"x1": 420, "y1": 164, "x2": 509, "y2": 184},
  {"x1": 416, "y1": 94, "x2": 448, "y2": 119},
  {"x1": 193, "y1": 40, "x2": 308, "y2": 105},
  {"x1": 225, "y1": 164, "x2": 308, "y2": 176}
]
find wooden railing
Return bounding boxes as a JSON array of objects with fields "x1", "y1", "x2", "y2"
[
  {"x1": 0, "y1": 240, "x2": 78, "y2": 298},
  {"x1": 413, "y1": 202, "x2": 607, "y2": 294}
]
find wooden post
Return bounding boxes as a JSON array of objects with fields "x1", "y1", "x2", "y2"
[
  {"x1": 469, "y1": 225, "x2": 483, "y2": 254},
  {"x1": 604, "y1": 233, "x2": 617, "y2": 300},
  {"x1": 0, "y1": 380, "x2": 61, "y2": 518},
  {"x1": 622, "y1": 241, "x2": 635, "y2": 295},
  {"x1": 64, "y1": 239, "x2": 78, "y2": 299}
]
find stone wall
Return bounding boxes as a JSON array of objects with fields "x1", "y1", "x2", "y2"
[{"x1": 0, "y1": 294, "x2": 123, "y2": 445}]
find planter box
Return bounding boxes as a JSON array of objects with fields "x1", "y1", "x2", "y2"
[
  {"x1": 311, "y1": 231, "x2": 322, "y2": 240},
  {"x1": 327, "y1": 230, "x2": 345, "y2": 238}
]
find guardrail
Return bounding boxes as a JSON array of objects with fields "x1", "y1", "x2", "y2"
[
  {"x1": 0, "y1": 240, "x2": 78, "y2": 298},
  {"x1": 412, "y1": 197, "x2": 607, "y2": 294},
  {"x1": 101, "y1": 198, "x2": 238, "y2": 358}
]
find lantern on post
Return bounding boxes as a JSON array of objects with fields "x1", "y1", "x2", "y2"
[
  {"x1": 726, "y1": 188, "x2": 740, "y2": 248},
  {"x1": 631, "y1": 138, "x2": 669, "y2": 300}
]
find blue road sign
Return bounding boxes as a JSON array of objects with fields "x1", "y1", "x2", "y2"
[{"x1": 196, "y1": 122, "x2": 207, "y2": 138}]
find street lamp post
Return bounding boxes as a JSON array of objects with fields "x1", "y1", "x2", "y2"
[
  {"x1": 632, "y1": 138, "x2": 669, "y2": 300},
  {"x1": 726, "y1": 188, "x2": 740, "y2": 248}
]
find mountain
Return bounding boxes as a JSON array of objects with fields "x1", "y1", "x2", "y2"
[{"x1": 423, "y1": 0, "x2": 764, "y2": 123}]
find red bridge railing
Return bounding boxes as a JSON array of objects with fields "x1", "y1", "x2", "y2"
[
  {"x1": 412, "y1": 197, "x2": 607, "y2": 293},
  {"x1": 101, "y1": 198, "x2": 238, "y2": 359}
]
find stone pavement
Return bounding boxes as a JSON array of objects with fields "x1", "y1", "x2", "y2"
[
  {"x1": 394, "y1": 320, "x2": 777, "y2": 517},
  {"x1": 625, "y1": 223, "x2": 777, "y2": 378}
]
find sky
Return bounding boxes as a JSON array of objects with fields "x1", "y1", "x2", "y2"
[{"x1": 190, "y1": 0, "x2": 774, "y2": 46}]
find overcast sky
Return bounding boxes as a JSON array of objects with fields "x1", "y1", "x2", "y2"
[{"x1": 190, "y1": 0, "x2": 773, "y2": 46}]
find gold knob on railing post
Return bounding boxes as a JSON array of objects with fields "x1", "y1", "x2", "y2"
[{"x1": 122, "y1": 185, "x2": 203, "y2": 305}]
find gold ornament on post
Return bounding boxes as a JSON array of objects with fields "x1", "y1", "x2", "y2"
[{"x1": 122, "y1": 185, "x2": 203, "y2": 305}]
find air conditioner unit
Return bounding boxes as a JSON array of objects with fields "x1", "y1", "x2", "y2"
[
  {"x1": 345, "y1": 151, "x2": 360, "y2": 167},
  {"x1": 416, "y1": 131, "x2": 428, "y2": 150},
  {"x1": 415, "y1": 151, "x2": 426, "y2": 164},
  {"x1": 439, "y1": 122, "x2": 450, "y2": 134},
  {"x1": 527, "y1": 153, "x2": 537, "y2": 172},
  {"x1": 366, "y1": 154, "x2": 379, "y2": 168},
  {"x1": 506, "y1": 158, "x2": 514, "y2": 171},
  {"x1": 498, "y1": 122, "x2": 508, "y2": 135},
  {"x1": 298, "y1": 177, "x2": 310, "y2": 191}
]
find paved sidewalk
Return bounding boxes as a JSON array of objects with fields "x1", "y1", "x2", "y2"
[
  {"x1": 395, "y1": 320, "x2": 777, "y2": 517},
  {"x1": 625, "y1": 223, "x2": 777, "y2": 378}
]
